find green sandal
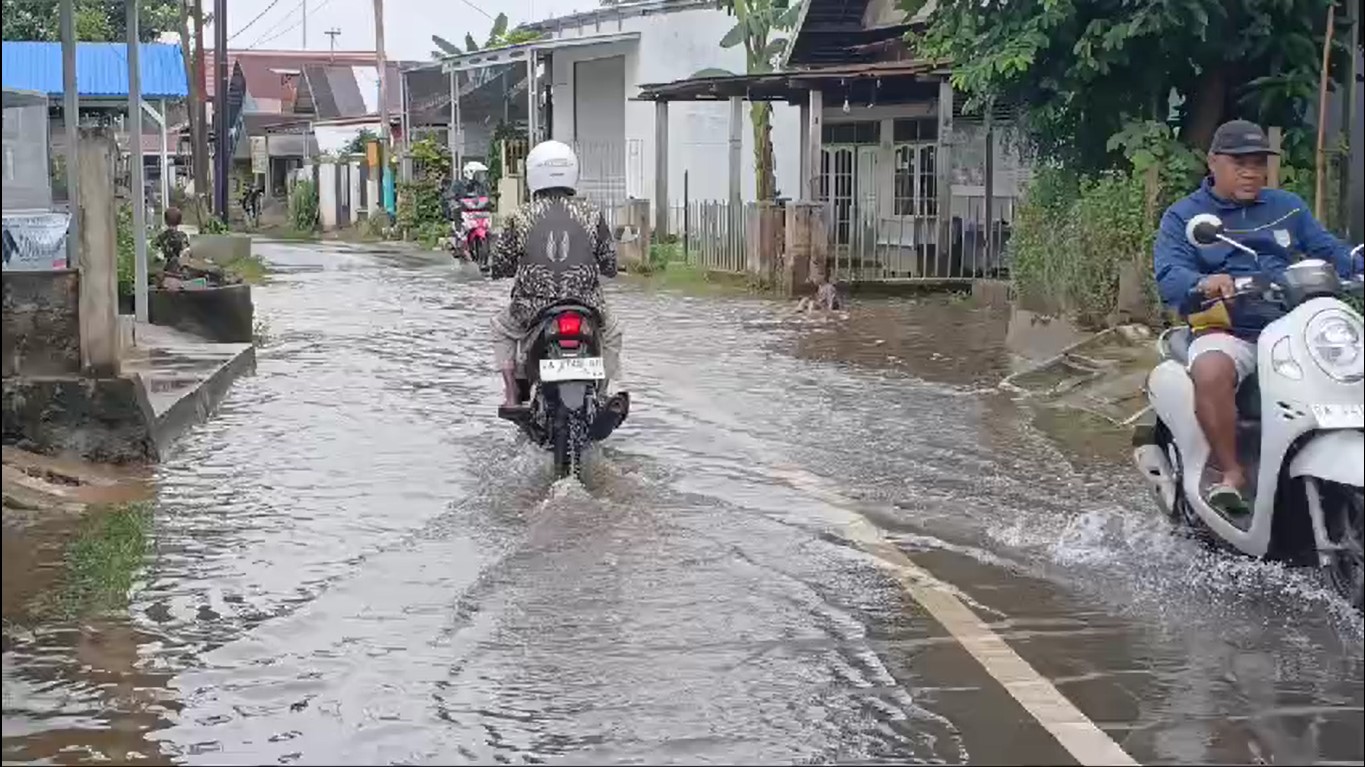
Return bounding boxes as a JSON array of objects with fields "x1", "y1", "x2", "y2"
[{"x1": 1208, "y1": 482, "x2": 1251, "y2": 517}]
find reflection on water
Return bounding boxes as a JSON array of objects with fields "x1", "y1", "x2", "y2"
[{"x1": 3, "y1": 244, "x2": 1361, "y2": 766}]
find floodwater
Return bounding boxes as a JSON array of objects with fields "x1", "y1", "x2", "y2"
[{"x1": 3, "y1": 241, "x2": 1362, "y2": 765}]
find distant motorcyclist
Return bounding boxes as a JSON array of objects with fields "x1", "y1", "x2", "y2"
[
  {"x1": 488, "y1": 140, "x2": 622, "y2": 414},
  {"x1": 1153, "y1": 119, "x2": 1365, "y2": 515},
  {"x1": 450, "y1": 161, "x2": 490, "y2": 201}
]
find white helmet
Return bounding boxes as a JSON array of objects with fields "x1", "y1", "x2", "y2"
[
  {"x1": 525, "y1": 140, "x2": 579, "y2": 196},
  {"x1": 462, "y1": 160, "x2": 488, "y2": 180}
]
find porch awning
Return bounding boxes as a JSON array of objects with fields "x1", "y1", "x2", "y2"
[
  {"x1": 635, "y1": 59, "x2": 948, "y2": 103},
  {"x1": 440, "y1": 31, "x2": 640, "y2": 74}
]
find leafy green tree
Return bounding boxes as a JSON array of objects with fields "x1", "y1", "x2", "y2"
[
  {"x1": 694, "y1": 0, "x2": 801, "y2": 200},
  {"x1": 2, "y1": 0, "x2": 179, "y2": 43},
  {"x1": 344, "y1": 128, "x2": 379, "y2": 156},
  {"x1": 901, "y1": 0, "x2": 1348, "y2": 172}
]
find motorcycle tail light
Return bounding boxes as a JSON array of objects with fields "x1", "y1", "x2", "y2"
[
  {"x1": 557, "y1": 313, "x2": 583, "y2": 336},
  {"x1": 556, "y1": 313, "x2": 583, "y2": 349}
]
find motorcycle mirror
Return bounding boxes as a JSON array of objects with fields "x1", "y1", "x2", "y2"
[{"x1": 1186, "y1": 213, "x2": 1224, "y2": 247}]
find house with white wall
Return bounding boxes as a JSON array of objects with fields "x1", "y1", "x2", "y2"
[
  {"x1": 638, "y1": 0, "x2": 1029, "y2": 281},
  {"x1": 439, "y1": 0, "x2": 801, "y2": 217}
]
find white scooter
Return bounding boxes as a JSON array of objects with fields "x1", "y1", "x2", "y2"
[{"x1": 1133, "y1": 213, "x2": 1365, "y2": 610}]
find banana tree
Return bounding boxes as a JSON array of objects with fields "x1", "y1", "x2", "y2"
[
  {"x1": 431, "y1": 13, "x2": 542, "y2": 58},
  {"x1": 696, "y1": 0, "x2": 802, "y2": 201}
]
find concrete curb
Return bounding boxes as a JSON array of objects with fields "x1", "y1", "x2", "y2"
[{"x1": 147, "y1": 344, "x2": 257, "y2": 459}]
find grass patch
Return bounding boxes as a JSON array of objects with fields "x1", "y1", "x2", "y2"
[
  {"x1": 414, "y1": 221, "x2": 449, "y2": 250},
  {"x1": 33, "y1": 503, "x2": 152, "y2": 621},
  {"x1": 624, "y1": 260, "x2": 763, "y2": 296},
  {"x1": 224, "y1": 253, "x2": 269, "y2": 285}
]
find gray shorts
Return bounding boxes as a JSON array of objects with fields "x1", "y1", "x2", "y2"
[{"x1": 1188, "y1": 333, "x2": 1257, "y2": 382}]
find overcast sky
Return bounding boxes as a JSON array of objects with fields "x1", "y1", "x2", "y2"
[{"x1": 199, "y1": 0, "x2": 599, "y2": 61}]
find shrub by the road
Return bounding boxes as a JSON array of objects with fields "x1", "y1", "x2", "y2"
[
  {"x1": 288, "y1": 179, "x2": 319, "y2": 233},
  {"x1": 1010, "y1": 122, "x2": 1351, "y2": 329}
]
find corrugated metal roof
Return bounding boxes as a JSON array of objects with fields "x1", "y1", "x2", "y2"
[
  {"x1": 1, "y1": 41, "x2": 189, "y2": 99},
  {"x1": 203, "y1": 50, "x2": 379, "y2": 100},
  {"x1": 635, "y1": 59, "x2": 945, "y2": 102},
  {"x1": 296, "y1": 63, "x2": 402, "y2": 120}
]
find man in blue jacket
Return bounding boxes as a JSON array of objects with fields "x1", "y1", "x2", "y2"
[{"x1": 1153, "y1": 119, "x2": 1364, "y2": 515}]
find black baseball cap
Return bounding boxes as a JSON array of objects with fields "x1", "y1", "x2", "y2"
[{"x1": 1209, "y1": 119, "x2": 1279, "y2": 156}]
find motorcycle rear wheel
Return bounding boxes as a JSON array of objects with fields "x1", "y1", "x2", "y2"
[{"x1": 552, "y1": 408, "x2": 587, "y2": 481}]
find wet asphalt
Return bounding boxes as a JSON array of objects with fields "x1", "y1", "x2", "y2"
[{"x1": 2, "y1": 240, "x2": 1361, "y2": 765}]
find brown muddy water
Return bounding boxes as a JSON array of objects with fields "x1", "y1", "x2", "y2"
[{"x1": 3, "y1": 241, "x2": 1361, "y2": 766}]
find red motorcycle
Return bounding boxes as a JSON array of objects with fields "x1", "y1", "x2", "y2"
[{"x1": 451, "y1": 195, "x2": 492, "y2": 269}]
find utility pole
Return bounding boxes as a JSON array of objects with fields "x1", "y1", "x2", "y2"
[
  {"x1": 325, "y1": 28, "x2": 341, "y2": 61},
  {"x1": 60, "y1": 0, "x2": 80, "y2": 268},
  {"x1": 128, "y1": 0, "x2": 149, "y2": 322},
  {"x1": 373, "y1": 0, "x2": 391, "y2": 215},
  {"x1": 302, "y1": 1, "x2": 308, "y2": 50},
  {"x1": 214, "y1": 0, "x2": 228, "y2": 223},
  {"x1": 191, "y1": 0, "x2": 210, "y2": 216}
]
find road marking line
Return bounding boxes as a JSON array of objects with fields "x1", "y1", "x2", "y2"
[{"x1": 771, "y1": 468, "x2": 1140, "y2": 767}]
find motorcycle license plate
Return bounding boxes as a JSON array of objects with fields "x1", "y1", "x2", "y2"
[
  {"x1": 540, "y1": 357, "x2": 605, "y2": 382},
  {"x1": 1311, "y1": 403, "x2": 1365, "y2": 429}
]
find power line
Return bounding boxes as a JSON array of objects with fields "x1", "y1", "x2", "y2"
[
  {"x1": 244, "y1": 0, "x2": 307, "y2": 48},
  {"x1": 227, "y1": 0, "x2": 286, "y2": 44},
  {"x1": 247, "y1": 0, "x2": 334, "y2": 49},
  {"x1": 457, "y1": 0, "x2": 495, "y2": 22}
]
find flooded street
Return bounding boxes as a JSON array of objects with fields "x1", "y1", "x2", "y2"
[{"x1": 4, "y1": 241, "x2": 1362, "y2": 765}]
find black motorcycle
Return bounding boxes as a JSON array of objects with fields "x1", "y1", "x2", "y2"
[{"x1": 499, "y1": 301, "x2": 630, "y2": 479}]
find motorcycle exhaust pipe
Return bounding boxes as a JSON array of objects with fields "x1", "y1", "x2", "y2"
[{"x1": 590, "y1": 393, "x2": 630, "y2": 441}]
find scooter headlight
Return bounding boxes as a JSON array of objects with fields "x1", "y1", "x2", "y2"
[{"x1": 1304, "y1": 310, "x2": 1364, "y2": 382}]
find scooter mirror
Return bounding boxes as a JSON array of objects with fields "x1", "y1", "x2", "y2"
[{"x1": 1185, "y1": 213, "x2": 1224, "y2": 247}]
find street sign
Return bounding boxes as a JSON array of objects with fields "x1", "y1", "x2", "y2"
[{"x1": 250, "y1": 136, "x2": 268, "y2": 175}]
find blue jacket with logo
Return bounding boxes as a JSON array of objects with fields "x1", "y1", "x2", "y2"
[{"x1": 1153, "y1": 178, "x2": 1363, "y2": 339}]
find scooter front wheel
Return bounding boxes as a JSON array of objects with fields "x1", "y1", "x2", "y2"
[
  {"x1": 1161, "y1": 435, "x2": 1215, "y2": 545},
  {"x1": 1319, "y1": 482, "x2": 1365, "y2": 611}
]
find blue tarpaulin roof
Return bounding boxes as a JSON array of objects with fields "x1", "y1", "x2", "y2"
[{"x1": 1, "y1": 42, "x2": 189, "y2": 100}]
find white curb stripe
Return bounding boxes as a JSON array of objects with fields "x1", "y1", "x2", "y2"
[{"x1": 772, "y1": 467, "x2": 1140, "y2": 767}]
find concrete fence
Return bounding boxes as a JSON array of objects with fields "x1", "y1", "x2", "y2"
[{"x1": 316, "y1": 155, "x2": 382, "y2": 232}]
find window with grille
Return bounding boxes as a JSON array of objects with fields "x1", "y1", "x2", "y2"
[
  {"x1": 893, "y1": 144, "x2": 936, "y2": 217},
  {"x1": 821, "y1": 120, "x2": 880, "y2": 145}
]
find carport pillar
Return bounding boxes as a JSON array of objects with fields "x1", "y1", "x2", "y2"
[
  {"x1": 449, "y1": 68, "x2": 463, "y2": 174},
  {"x1": 159, "y1": 99, "x2": 171, "y2": 212},
  {"x1": 935, "y1": 78, "x2": 954, "y2": 274},
  {"x1": 798, "y1": 95, "x2": 811, "y2": 200},
  {"x1": 526, "y1": 49, "x2": 540, "y2": 144},
  {"x1": 983, "y1": 104, "x2": 995, "y2": 265},
  {"x1": 654, "y1": 100, "x2": 669, "y2": 236},
  {"x1": 728, "y1": 96, "x2": 743, "y2": 205},
  {"x1": 806, "y1": 89, "x2": 823, "y2": 201}
]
